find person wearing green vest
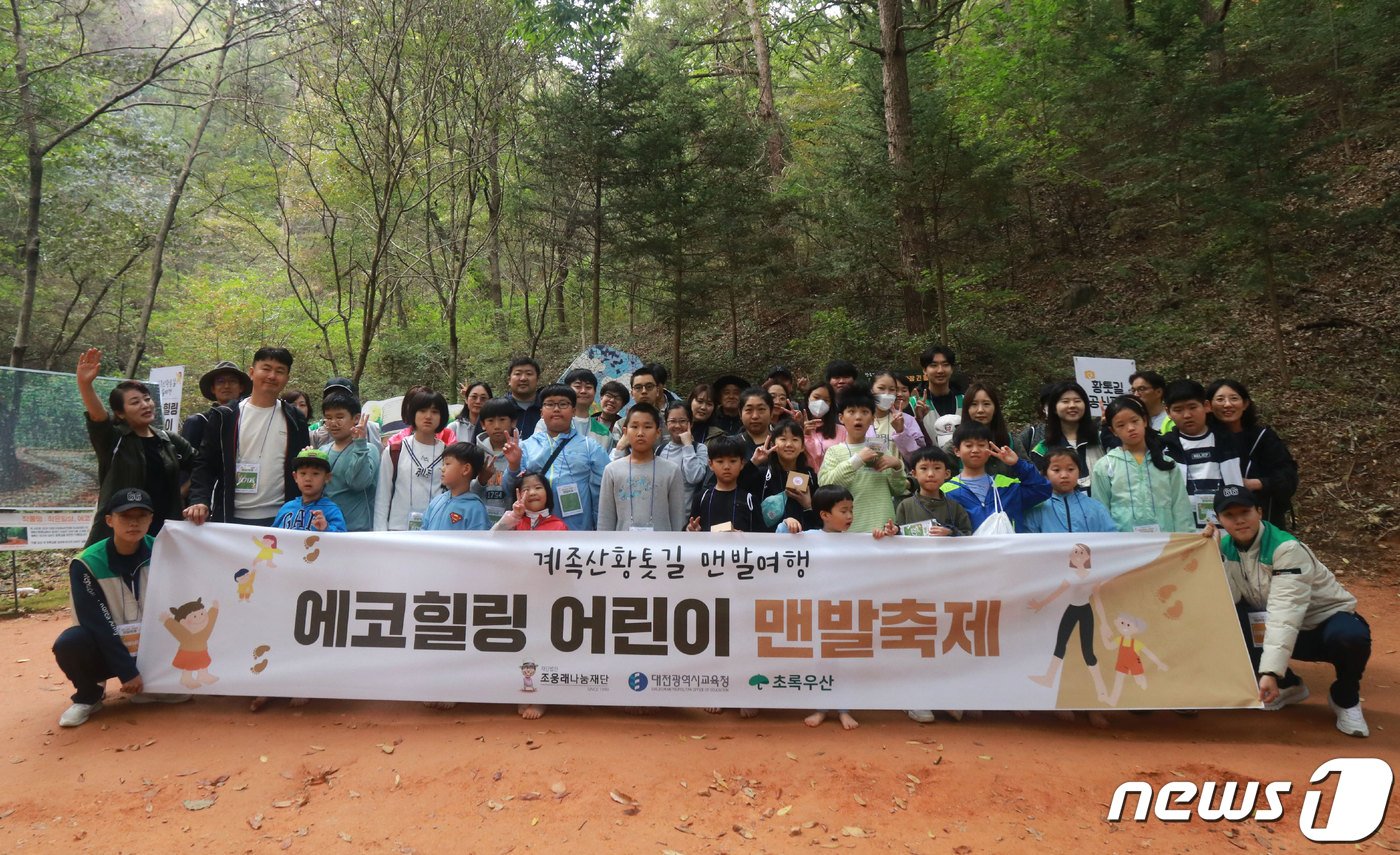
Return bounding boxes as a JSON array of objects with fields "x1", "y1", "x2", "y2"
[
  {"x1": 1209, "y1": 485, "x2": 1371, "y2": 737},
  {"x1": 52, "y1": 489, "x2": 191, "y2": 727}
]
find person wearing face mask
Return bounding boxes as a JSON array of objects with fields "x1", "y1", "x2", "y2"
[
  {"x1": 801, "y1": 382, "x2": 841, "y2": 471},
  {"x1": 869, "y1": 370, "x2": 927, "y2": 462},
  {"x1": 75, "y1": 348, "x2": 195, "y2": 546}
]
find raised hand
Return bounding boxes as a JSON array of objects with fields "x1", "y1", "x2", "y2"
[
  {"x1": 872, "y1": 519, "x2": 898, "y2": 539},
  {"x1": 988, "y1": 442, "x2": 1019, "y2": 466},
  {"x1": 686, "y1": 516, "x2": 702, "y2": 532},
  {"x1": 803, "y1": 418, "x2": 823, "y2": 436},
  {"x1": 352, "y1": 413, "x2": 370, "y2": 440},
  {"x1": 311, "y1": 510, "x2": 327, "y2": 531},
  {"x1": 891, "y1": 408, "x2": 906, "y2": 432},
  {"x1": 751, "y1": 441, "x2": 772, "y2": 467},
  {"x1": 503, "y1": 428, "x2": 523, "y2": 469},
  {"x1": 75, "y1": 348, "x2": 102, "y2": 386}
]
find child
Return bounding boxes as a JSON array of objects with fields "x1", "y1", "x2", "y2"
[
  {"x1": 1208, "y1": 485, "x2": 1371, "y2": 736},
  {"x1": 801, "y1": 382, "x2": 841, "y2": 471},
  {"x1": 493, "y1": 470, "x2": 569, "y2": 531},
  {"x1": 754, "y1": 419, "x2": 820, "y2": 533},
  {"x1": 869, "y1": 370, "x2": 927, "y2": 461},
  {"x1": 687, "y1": 435, "x2": 756, "y2": 531},
  {"x1": 894, "y1": 446, "x2": 972, "y2": 536},
  {"x1": 818, "y1": 385, "x2": 908, "y2": 533},
  {"x1": 1162, "y1": 379, "x2": 1244, "y2": 530},
  {"x1": 659, "y1": 401, "x2": 710, "y2": 509},
  {"x1": 374, "y1": 388, "x2": 451, "y2": 531},
  {"x1": 942, "y1": 422, "x2": 1052, "y2": 532},
  {"x1": 788, "y1": 486, "x2": 860, "y2": 731},
  {"x1": 504, "y1": 385, "x2": 612, "y2": 531},
  {"x1": 473, "y1": 397, "x2": 518, "y2": 525},
  {"x1": 598, "y1": 404, "x2": 688, "y2": 531},
  {"x1": 1091, "y1": 396, "x2": 1194, "y2": 533},
  {"x1": 422, "y1": 442, "x2": 490, "y2": 531},
  {"x1": 273, "y1": 448, "x2": 348, "y2": 532},
  {"x1": 318, "y1": 393, "x2": 378, "y2": 531},
  {"x1": 1023, "y1": 448, "x2": 1117, "y2": 534},
  {"x1": 596, "y1": 380, "x2": 629, "y2": 439}
]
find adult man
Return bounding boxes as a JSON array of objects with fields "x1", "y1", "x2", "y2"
[
  {"x1": 182, "y1": 361, "x2": 251, "y2": 458},
  {"x1": 613, "y1": 365, "x2": 668, "y2": 447},
  {"x1": 1129, "y1": 370, "x2": 1174, "y2": 433},
  {"x1": 1209, "y1": 485, "x2": 1371, "y2": 737},
  {"x1": 185, "y1": 347, "x2": 311, "y2": 526},
  {"x1": 504, "y1": 384, "x2": 610, "y2": 531},
  {"x1": 52, "y1": 489, "x2": 190, "y2": 727},
  {"x1": 507, "y1": 356, "x2": 543, "y2": 438}
]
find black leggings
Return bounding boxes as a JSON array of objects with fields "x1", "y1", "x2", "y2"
[{"x1": 1053, "y1": 603, "x2": 1097, "y2": 667}]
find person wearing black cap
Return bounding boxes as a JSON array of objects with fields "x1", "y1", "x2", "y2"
[
  {"x1": 308, "y1": 377, "x2": 381, "y2": 450},
  {"x1": 52, "y1": 489, "x2": 191, "y2": 728},
  {"x1": 182, "y1": 360, "x2": 251, "y2": 456},
  {"x1": 1208, "y1": 485, "x2": 1371, "y2": 737}
]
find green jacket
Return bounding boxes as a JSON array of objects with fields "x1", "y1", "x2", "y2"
[{"x1": 85, "y1": 415, "x2": 194, "y2": 546}]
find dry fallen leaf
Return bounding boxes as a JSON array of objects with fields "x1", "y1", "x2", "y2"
[
  {"x1": 978, "y1": 755, "x2": 993, "y2": 761},
  {"x1": 338, "y1": 832, "x2": 352, "y2": 843},
  {"x1": 906, "y1": 773, "x2": 921, "y2": 784},
  {"x1": 777, "y1": 805, "x2": 793, "y2": 816},
  {"x1": 734, "y1": 824, "x2": 756, "y2": 839},
  {"x1": 551, "y1": 782, "x2": 568, "y2": 798},
  {"x1": 183, "y1": 798, "x2": 215, "y2": 811},
  {"x1": 853, "y1": 794, "x2": 867, "y2": 806},
  {"x1": 487, "y1": 800, "x2": 505, "y2": 812},
  {"x1": 842, "y1": 826, "x2": 869, "y2": 838},
  {"x1": 378, "y1": 743, "x2": 395, "y2": 755},
  {"x1": 785, "y1": 752, "x2": 798, "y2": 761},
  {"x1": 248, "y1": 813, "x2": 263, "y2": 830},
  {"x1": 610, "y1": 790, "x2": 639, "y2": 806}
]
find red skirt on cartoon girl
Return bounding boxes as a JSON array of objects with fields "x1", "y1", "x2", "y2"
[{"x1": 172, "y1": 648, "x2": 213, "y2": 671}]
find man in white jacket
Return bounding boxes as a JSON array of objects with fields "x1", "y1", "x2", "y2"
[{"x1": 1210, "y1": 485, "x2": 1371, "y2": 737}]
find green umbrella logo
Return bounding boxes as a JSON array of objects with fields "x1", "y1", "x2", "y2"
[{"x1": 748, "y1": 674, "x2": 770, "y2": 688}]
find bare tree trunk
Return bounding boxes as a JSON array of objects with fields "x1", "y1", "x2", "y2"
[
  {"x1": 486, "y1": 124, "x2": 506, "y2": 331},
  {"x1": 744, "y1": 0, "x2": 783, "y2": 176},
  {"x1": 1198, "y1": 0, "x2": 1232, "y2": 76},
  {"x1": 9, "y1": 2, "x2": 40, "y2": 368},
  {"x1": 591, "y1": 162, "x2": 603, "y2": 345},
  {"x1": 876, "y1": 0, "x2": 931, "y2": 334},
  {"x1": 127, "y1": 2, "x2": 239, "y2": 377}
]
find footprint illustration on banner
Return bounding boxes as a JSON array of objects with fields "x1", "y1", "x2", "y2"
[
  {"x1": 304, "y1": 535, "x2": 321, "y2": 564},
  {"x1": 1156, "y1": 584, "x2": 1177, "y2": 603},
  {"x1": 251, "y1": 644, "x2": 271, "y2": 674},
  {"x1": 1183, "y1": 556, "x2": 1200, "y2": 573},
  {"x1": 1163, "y1": 600, "x2": 1184, "y2": 620}
]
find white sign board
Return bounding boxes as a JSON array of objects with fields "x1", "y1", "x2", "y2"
[
  {"x1": 1074, "y1": 356, "x2": 1137, "y2": 419},
  {"x1": 148, "y1": 365, "x2": 185, "y2": 433}
]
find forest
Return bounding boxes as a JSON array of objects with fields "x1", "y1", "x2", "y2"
[{"x1": 2, "y1": 0, "x2": 1397, "y2": 543}]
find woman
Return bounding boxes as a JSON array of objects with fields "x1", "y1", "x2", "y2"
[
  {"x1": 961, "y1": 382, "x2": 1023, "y2": 478},
  {"x1": 75, "y1": 348, "x2": 194, "y2": 545},
  {"x1": 686, "y1": 383, "x2": 725, "y2": 442},
  {"x1": 280, "y1": 389, "x2": 312, "y2": 421},
  {"x1": 456, "y1": 380, "x2": 493, "y2": 445},
  {"x1": 1208, "y1": 378, "x2": 1298, "y2": 530},
  {"x1": 1030, "y1": 380, "x2": 1104, "y2": 492}
]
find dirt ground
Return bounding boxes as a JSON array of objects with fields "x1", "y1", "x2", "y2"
[{"x1": 1, "y1": 583, "x2": 1397, "y2": 855}]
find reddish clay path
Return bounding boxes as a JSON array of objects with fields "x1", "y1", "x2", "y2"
[{"x1": 1, "y1": 582, "x2": 1397, "y2": 854}]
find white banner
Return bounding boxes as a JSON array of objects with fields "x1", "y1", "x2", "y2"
[
  {"x1": 148, "y1": 365, "x2": 185, "y2": 433},
  {"x1": 138, "y1": 523, "x2": 1258, "y2": 711},
  {"x1": 1074, "y1": 356, "x2": 1137, "y2": 418}
]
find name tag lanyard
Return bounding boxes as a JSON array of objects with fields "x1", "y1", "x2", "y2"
[{"x1": 236, "y1": 401, "x2": 280, "y2": 493}]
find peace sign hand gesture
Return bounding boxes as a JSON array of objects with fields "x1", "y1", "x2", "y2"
[
  {"x1": 503, "y1": 428, "x2": 523, "y2": 469},
  {"x1": 988, "y1": 442, "x2": 1019, "y2": 466}
]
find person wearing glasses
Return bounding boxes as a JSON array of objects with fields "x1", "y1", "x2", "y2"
[{"x1": 503, "y1": 385, "x2": 610, "y2": 531}]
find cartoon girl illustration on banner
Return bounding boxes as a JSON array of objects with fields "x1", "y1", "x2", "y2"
[
  {"x1": 1097, "y1": 610, "x2": 1169, "y2": 706},
  {"x1": 1028, "y1": 543, "x2": 1109, "y2": 702},
  {"x1": 162, "y1": 598, "x2": 221, "y2": 689},
  {"x1": 251, "y1": 534, "x2": 281, "y2": 570}
]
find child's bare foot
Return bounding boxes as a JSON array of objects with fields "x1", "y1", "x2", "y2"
[
  {"x1": 1012, "y1": 710, "x2": 1031, "y2": 718},
  {"x1": 248, "y1": 696, "x2": 269, "y2": 712},
  {"x1": 423, "y1": 701, "x2": 456, "y2": 710},
  {"x1": 1088, "y1": 712, "x2": 1110, "y2": 729},
  {"x1": 838, "y1": 711, "x2": 860, "y2": 730},
  {"x1": 945, "y1": 709, "x2": 964, "y2": 721},
  {"x1": 703, "y1": 707, "x2": 723, "y2": 714},
  {"x1": 1055, "y1": 710, "x2": 1076, "y2": 722},
  {"x1": 803, "y1": 711, "x2": 827, "y2": 727},
  {"x1": 518, "y1": 704, "x2": 545, "y2": 720},
  {"x1": 289, "y1": 697, "x2": 309, "y2": 707},
  {"x1": 738, "y1": 708, "x2": 758, "y2": 718}
]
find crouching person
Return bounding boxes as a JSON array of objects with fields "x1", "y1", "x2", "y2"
[
  {"x1": 1210, "y1": 485, "x2": 1371, "y2": 737},
  {"x1": 52, "y1": 489, "x2": 190, "y2": 727}
]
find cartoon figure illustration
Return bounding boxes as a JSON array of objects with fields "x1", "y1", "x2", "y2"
[
  {"x1": 520, "y1": 661, "x2": 537, "y2": 693},
  {"x1": 234, "y1": 568, "x2": 257, "y2": 601},
  {"x1": 161, "y1": 598, "x2": 221, "y2": 690},
  {"x1": 1096, "y1": 609, "x2": 1169, "y2": 706},
  {"x1": 1028, "y1": 543, "x2": 1108, "y2": 703},
  {"x1": 251, "y1": 534, "x2": 281, "y2": 570}
]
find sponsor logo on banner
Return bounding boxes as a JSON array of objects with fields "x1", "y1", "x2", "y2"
[{"x1": 1107, "y1": 758, "x2": 1393, "y2": 842}]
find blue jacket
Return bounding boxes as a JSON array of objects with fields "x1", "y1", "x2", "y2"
[
  {"x1": 321, "y1": 439, "x2": 378, "y2": 532},
  {"x1": 422, "y1": 490, "x2": 489, "y2": 531},
  {"x1": 1023, "y1": 491, "x2": 1118, "y2": 534},
  {"x1": 505, "y1": 427, "x2": 610, "y2": 531},
  {"x1": 273, "y1": 495, "x2": 348, "y2": 532},
  {"x1": 941, "y1": 458, "x2": 1052, "y2": 532}
]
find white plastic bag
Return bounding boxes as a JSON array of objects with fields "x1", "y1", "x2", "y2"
[{"x1": 972, "y1": 484, "x2": 1016, "y2": 536}]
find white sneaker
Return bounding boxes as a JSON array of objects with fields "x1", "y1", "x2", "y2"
[
  {"x1": 129, "y1": 692, "x2": 192, "y2": 705},
  {"x1": 1263, "y1": 681, "x2": 1309, "y2": 711},
  {"x1": 1329, "y1": 696, "x2": 1369, "y2": 738},
  {"x1": 59, "y1": 701, "x2": 103, "y2": 728},
  {"x1": 906, "y1": 709, "x2": 936, "y2": 723}
]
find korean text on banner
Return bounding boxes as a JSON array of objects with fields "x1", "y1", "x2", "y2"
[{"x1": 1074, "y1": 356, "x2": 1138, "y2": 418}]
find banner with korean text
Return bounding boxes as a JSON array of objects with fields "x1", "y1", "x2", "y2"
[{"x1": 138, "y1": 523, "x2": 1260, "y2": 711}]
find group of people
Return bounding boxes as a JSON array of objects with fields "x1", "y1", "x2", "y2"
[{"x1": 55, "y1": 345, "x2": 1370, "y2": 738}]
